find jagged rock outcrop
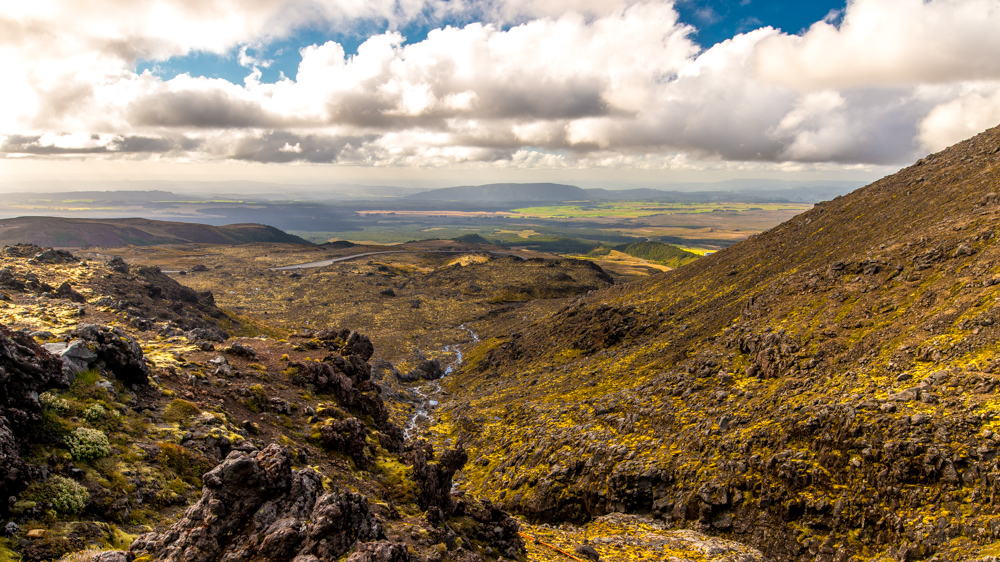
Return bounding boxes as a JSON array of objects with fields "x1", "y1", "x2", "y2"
[
  {"x1": 410, "y1": 444, "x2": 468, "y2": 517},
  {"x1": 0, "y1": 323, "x2": 68, "y2": 512},
  {"x1": 289, "y1": 344, "x2": 404, "y2": 453},
  {"x1": 312, "y1": 328, "x2": 376, "y2": 361},
  {"x1": 318, "y1": 417, "x2": 373, "y2": 468},
  {"x1": 70, "y1": 324, "x2": 149, "y2": 385},
  {"x1": 129, "y1": 444, "x2": 383, "y2": 562},
  {"x1": 99, "y1": 258, "x2": 225, "y2": 331}
]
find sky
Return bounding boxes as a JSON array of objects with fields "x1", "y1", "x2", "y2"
[{"x1": 2, "y1": 0, "x2": 1000, "y2": 189}]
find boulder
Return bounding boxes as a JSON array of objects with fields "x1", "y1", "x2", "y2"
[
  {"x1": 107, "y1": 256, "x2": 129, "y2": 274},
  {"x1": 130, "y1": 444, "x2": 383, "y2": 562},
  {"x1": 398, "y1": 359, "x2": 443, "y2": 382},
  {"x1": 43, "y1": 339, "x2": 98, "y2": 379},
  {"x1": 224, "y1": 342, "x2": 257, "y2": 360},
  {"x1": 55, "y1": 282, "x2": 87, "y2": 303},
  {"x1": 29, "y1": 248, "x2": 76, "y2": 264},
  {"x1": 71, "y1": 324, "x2": 149, "y2": 385}
]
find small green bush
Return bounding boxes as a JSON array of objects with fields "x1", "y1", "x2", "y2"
[
  {"x1": 65, "y1": 427, "x2": 111, "y2": 461},
  {"x1": 49, "y1": 475, "x2": 89, "y2": 514},
  {"x1": 69, "y1": 368, "x2": 103, "y2": 399},
  {"x1": 83, "y1": 403, "x2": 107, "y2": 422},
  {"x1": 22, "y1": 476, "x2": 89, "y2": 515},
  {"x1": 39, "y1": 391, "x2": 71, "y2": 415}
]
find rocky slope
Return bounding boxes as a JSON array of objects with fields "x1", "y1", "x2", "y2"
[{"x1": 440, "y1": 125, "x2": 1000, "y2": 560}]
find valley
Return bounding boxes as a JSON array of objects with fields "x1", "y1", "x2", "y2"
[{"x1": 4, "y1": 127, "x2": 1000, "y2": 562}]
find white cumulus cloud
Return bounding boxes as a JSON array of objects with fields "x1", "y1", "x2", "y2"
[{"x1": 2, "y1": 0, "x2": 1000, "y2": 171}]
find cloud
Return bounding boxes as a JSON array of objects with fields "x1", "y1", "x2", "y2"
[
  {"x1": 3, "y1": 0, "x2": 1000, "y2": 172},
  {"x1": 128, "y1": 76, "x2": 285, "y2": 128},
  {"x1": 919, "y1": 84, "x2": 1000, "y2": 151},
  {"x1": 755, "y1": 0, "x2": 1000, "y2": 90},
  {"x1": 229, "y1": 131, "x2": 378, "y2": 162}
]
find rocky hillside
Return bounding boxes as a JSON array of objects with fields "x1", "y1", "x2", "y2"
[
  {"x1": 0, "y1": 247, "x2": 527, "y2": 562},
  {"x1": 442, "y1": 125, "x2": 1000, "y2": 560},
  {"x1": 0, "y1": 217, "x2": 312, "y2": 247}
]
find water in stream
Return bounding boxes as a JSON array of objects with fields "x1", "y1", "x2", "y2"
[{"x1": 402, "y1": 324, "x2": 480, "y2": 440}]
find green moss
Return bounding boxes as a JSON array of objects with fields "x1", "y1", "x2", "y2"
[
  {"x1": 0, "y1": 538, "x2": 21, "y2": 562},
  {"x1": 163, "y1": 399, "x2": 201, "y2": 423},
  {"x1": 245, "y1": 384, "x2": 268, "y2": 413},
  {"x1": 158, "y1": 443, "x2": 214, "y2": 486}
]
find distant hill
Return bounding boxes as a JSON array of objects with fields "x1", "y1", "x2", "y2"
[
  {"x1": 609, "y1": 241, "x2": 701, "y2": 268},
  {"x1": 405, "y1": 183, "x2": 588, "y2": 202},
  {"x1": 403, "y1": 181, "x2": 860, "y2": 205},
  {"x1": 0, "y1": 217, "x2": 312, "y2": 247}
]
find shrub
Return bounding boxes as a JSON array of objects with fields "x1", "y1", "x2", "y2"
[
  {"x1": 39, "y1": 391, "x2": 71, "y2": 415},
  {"x1": 23, "y1": 476, "x2": 89, "y2": 514},
  {"x1": 49, "y1": 476, "x2": 89, "y2": 514},
  {"x1": 163, "y1": 399, "x2": 201, "y2": 423},
  {"x1": 65, "y1": 428, "x2": 111, "y2": 461},
  {"x1": 83, "y1": 403, "x2": 107, "y2": 422}
]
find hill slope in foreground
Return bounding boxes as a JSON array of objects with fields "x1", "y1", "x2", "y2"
[
  {"x1": 444, "y1": 126, "x2": 1000, "y2": 560},
  {"x1": 0, "y1": 217, "x2": 312, "y2": 247}
]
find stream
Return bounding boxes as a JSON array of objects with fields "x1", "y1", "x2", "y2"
[{"x1": 402, "y1": 324, "x2": 480, "y2": 441}]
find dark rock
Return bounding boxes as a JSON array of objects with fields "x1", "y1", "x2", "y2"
[
  {"x1": 30, "y1": 248, "x2": 76, "y2": 264},
  {"x1": 319, "y1": 418, "x2": 373, "y2": 468},
  {"x1": 2, "y1": 244, "x2": 42, "y2": 258},
  {"x1": 346, "y1": 541, "x2": 412, "y2": 562},
  {"x1": 55, "y1": 282, "x2": 86, "y2": 303},
  {"x1": 71, "y1": 324, "x2": 149, "y2": 385},
  {"x1": 379, "y1": 288, "x2": 396, "y2": 297},
  {"x1": 0, "y1": 268, "x2": 25, "y2": 291},
  {"x1": 410, "y1": 444, "x2": 468, "y2": 517},
  {"x1": 107, "y1": 257, "x2": 129, "y2": 274},
  {"x1": 0, "y1": 322, "x2": 68, "y2": 514},
  {"x1": 313, "y1": 329, "x2": 375, "y2": 361},
  {"x1": 186, "y1": 328, "x2": 227, "y2": 343},
  {"x1": 130, "y1": 444, "x2": 383, "y2": 562},
  {"x1": 224, "y1": 342, "x2": 257, "y2": 360},
  {"x1": 370, "y1": 358, "x2": 401, "y2": 381},
  {"x1": 574, "y1": 544, "x2": 600, "y2": 561},
  {"x1": 399, "y1": 358, "x2": 443, "y2": 382},
  {"x1": 190, "y1": 264, "x2": 209, "y2": 272}
]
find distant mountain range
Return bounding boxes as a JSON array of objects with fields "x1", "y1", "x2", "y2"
[
  {"x1": 405, "y1": 181, "x2": 864, "y2": 204},
  {"x1": 0, "y1": 217, "x2": 312, "y2": 247}
]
